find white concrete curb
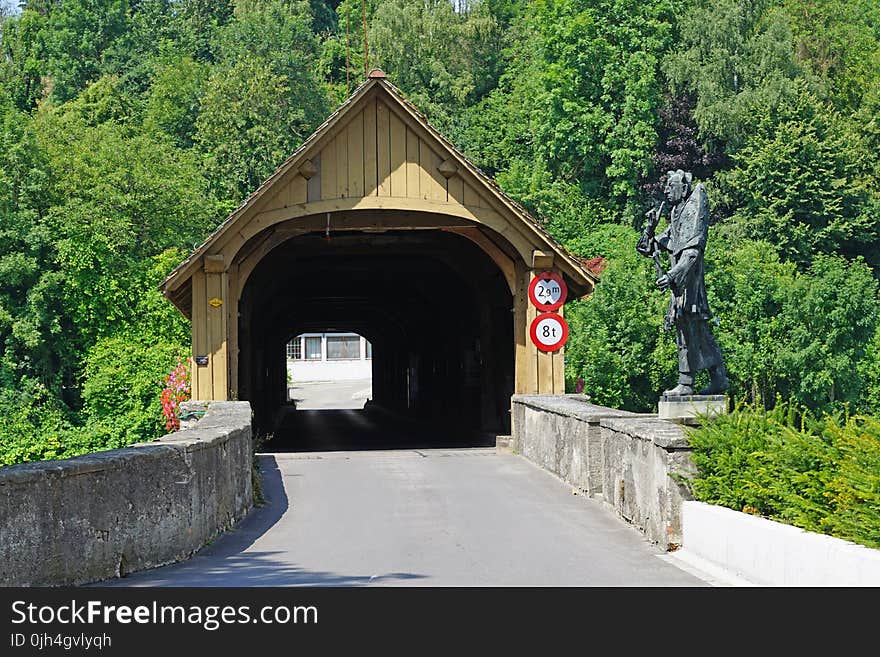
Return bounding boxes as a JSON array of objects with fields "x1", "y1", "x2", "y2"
[{"x1": 673, "y1": 501, "x2": 880, "y2": 586}]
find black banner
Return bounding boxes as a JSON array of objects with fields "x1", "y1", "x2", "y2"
[{"x1": 0, "y1": 586, "x2": 861, "y2": 653}]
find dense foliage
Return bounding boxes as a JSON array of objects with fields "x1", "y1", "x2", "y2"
[
  {"x1": 0, "y1": 0, "x2": 878, "y2": 467},
  {"x1": 686, "y1": 402, "x2": 880, "y2": 549}
]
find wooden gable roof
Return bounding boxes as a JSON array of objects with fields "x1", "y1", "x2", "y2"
[{"x1": 160, "y1": 70, "x2": 597, "y2": 308}]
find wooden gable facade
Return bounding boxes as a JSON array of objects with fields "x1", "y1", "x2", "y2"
[{"x1": 161, "y1": 71, "x2": 596, "y2": 409}]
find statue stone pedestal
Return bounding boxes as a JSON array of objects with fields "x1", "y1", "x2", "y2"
[{"x1": 658, "y1": 394, "x2": 728, "y2": 425}]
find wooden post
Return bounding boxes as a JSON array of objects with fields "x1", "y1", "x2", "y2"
[
  {"x1": 514, "y1": 261, "x2": 536, "y2": 394},
  {"x1": 227, "y1": 264, "x2": 238, "y2": 401},
  {"x1": 197, "y1": 255, "x2": 228, "y2": 401},
  {"x1": 191, "y1": 268, "x2": 209, "y2": 399}
]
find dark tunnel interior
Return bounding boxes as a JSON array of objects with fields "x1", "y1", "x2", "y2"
[{"x1": 237, "y1": 227, "x2": 514, "y2": 449}]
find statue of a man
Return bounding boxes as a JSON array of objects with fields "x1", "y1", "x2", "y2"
[{"x1": 637, "y1": 169, "x2": 729, "y2": 396}]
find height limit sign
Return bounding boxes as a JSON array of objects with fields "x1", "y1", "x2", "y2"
[
  {"x1": 528, "y1": 271, "x2": 569, "y2": 353},
  {"x1": 528, "y1": 271, "x2": 567, "y2": 311}
]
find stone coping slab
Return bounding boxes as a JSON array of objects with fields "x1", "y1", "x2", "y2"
[
  {"x1": 511, "y1": 394, "x2": 639, "y2": 422},
  {"x1": 658, "y1": 394, "x2": 727, "y2": 402},
  {"x1": 0, "y1": 401, "x2": 252, "y2": 485},
  {"x1": 599, "y1": 416, "x2": 691, "y2": 450}
]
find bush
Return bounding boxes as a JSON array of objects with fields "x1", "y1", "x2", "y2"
[
  {"x1": 0, "y1": 382, "x2": 109, "y2": 466},
  {"x1": 686, "y1": 401, "x2": 880, "y2": 549},
  {"x1": 81, "y1": 334, "x2": 188, "y2": 444}
]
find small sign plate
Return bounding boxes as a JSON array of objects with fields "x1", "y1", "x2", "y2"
[{"x1": 195, "y1": 355, "x2": 209, "y2": 366}]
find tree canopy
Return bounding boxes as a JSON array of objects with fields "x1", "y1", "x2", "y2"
[{"x1": 1, "y1": 0, "x2": 878, "y2": 465}]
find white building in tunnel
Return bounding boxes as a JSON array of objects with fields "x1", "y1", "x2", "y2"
[{"x1": 286, "y1": 332, "x2": 373, "y2": 383}]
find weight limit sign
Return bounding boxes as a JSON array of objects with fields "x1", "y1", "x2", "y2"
[{"x1": 529, "y1": 312, "x2": 569, "y2": 352}]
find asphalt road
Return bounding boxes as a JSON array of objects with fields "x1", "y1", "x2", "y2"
[
  {"x1": 95, "y1": 388, "x2": 707, "y2": 587},
  {"x1": 288, "y1": 378, "x2": 373, "y2": 410}
]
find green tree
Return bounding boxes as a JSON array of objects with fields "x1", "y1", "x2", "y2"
[
  {"x1": 704, "y1": 240, "x2": 794, "y2": 406},
  {"x1": 367, "y1": 0, "x2": 502, "y2": 133},
  {"x1": 564, "y1": 223, "x2": 675, "y2": 410},
  {"x1": 143, "y1": 50, "x2": 208, "y2": 148},
  {"x1": 14, "y1": 88, "x2": 220, "y2": 397},
  {"x1": 0, "y1": 93, "x2": 63, "y2": 392},
  {"x1": 721, "y1": 86, "x2": 879, "y2": 268},
  {"x1": 774, "y1": 255, "x2": 879, "y2": 410},
  {"x1": 42, "y1": 0, "x2": 131, "y2": 103},
  {"x1": 782, "y1": 0, "x2": 880, "y2": 113},
  {"x1": 665, "y1": 0, "x2": 802, "y2": 152},
  {"x1": 80, "y1": 250, "x2": 192, "y2": 443},
  {"x1": 0, "y1": 8, "x2": 49, "y2": 111},
  {"x1": 460, "y1": 0, "x2": 676, "y2": 223},
  {"x1": 195, "y1": 1, "x2": 327, "y2": 201},
  {"x1": 859, "y1": 324, "x2": 880, "y2": 415}
]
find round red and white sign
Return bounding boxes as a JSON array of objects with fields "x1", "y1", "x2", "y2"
[
  {"x1": 528, "y1": 272, "x2": 567, "y2": 311},
  {"x1": 529, "y1": 312, "x2": 569, "y2": 352}
]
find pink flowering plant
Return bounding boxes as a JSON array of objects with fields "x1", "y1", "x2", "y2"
[{"x1": 160, "y1": 358, "x2": 191, "y2": 432}]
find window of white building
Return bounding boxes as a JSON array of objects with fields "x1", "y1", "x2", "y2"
[
  {"x1": 305, "y1": 336, "x2": 322, "y2": 360},
  {"x1": 326, "y1": 335, "x2": 360, "y2": 360}
]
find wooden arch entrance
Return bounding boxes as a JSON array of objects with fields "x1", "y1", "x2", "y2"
[{"x1": 161, "y1": 71, "x2": 596, "y2": 433}]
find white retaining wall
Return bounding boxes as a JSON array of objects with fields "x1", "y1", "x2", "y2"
[{"x1": 678, "y1": 501, "x2": 880, "y2": 586}]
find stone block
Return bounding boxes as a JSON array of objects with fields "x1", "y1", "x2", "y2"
[{"x1": 658, "y1": 394, "x2": 727, "y2": 422}]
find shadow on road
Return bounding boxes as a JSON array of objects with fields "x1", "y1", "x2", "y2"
[
  {"x1": 92, "y1": 455, "x2": 427, "y2": 587},
  {"x1": 100, "y1": 551, "x2": 426, "y2": 587},
  {"x1": 264, "y1": 405, "x2": 497, "y2": 453}
]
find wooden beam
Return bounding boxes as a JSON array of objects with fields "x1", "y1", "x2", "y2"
[
  {"x1": 191, "y1": 269, "x2": 211, "y2": 400},
  {"x1": 204, "y1": 254, "x2": 225, "y2": 273},
  {"x1": 227, "y1": 264, "x2": 240, "y2": 401},
  {"x1": 532, "y1": 250, "x2": 554, "y2": 270},
  {"x1": 234, "y1": 197, "x2": 535, "y2": 264},
  {"x1": 514, "y1": 263, "x2": 532, "y2": 394},
  {"x1": 552, "y1": 304, "x2": 566, "y2": 393},
  {"x1": 206, "y1": 271, "x2": 227, "y2": 400}
]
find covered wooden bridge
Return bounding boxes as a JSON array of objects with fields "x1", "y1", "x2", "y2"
[{"x1": 160, "y1": 71, "x2": 596, "y2": 435}]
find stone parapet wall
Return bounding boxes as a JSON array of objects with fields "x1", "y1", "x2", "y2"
[
  {"x1": 511, "y1": 395, "x2": 695, "y2": 551},
  {"x1": 0, "y1": 401, "x2": 253, "y2": 586},
  {"x1": 599, "y1": 417, "x2": 696, "y2": 550},
  {"x1": 511, "y1": 395, "x2": 636, "y2": 497}
]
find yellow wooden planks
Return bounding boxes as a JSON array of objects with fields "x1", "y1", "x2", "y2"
[
  {"x1": 405, "y1": 127, "x2": 420, "y2": 199},
  {"x1": 288, "y1": 174, "x2": 307, "y2": 205},
  {"x1": 347, "y1": 111, "x2": 364, "y2": 198},
  {"x1": 205, "y1": 271, "x2": 228, "y2": 399},
  {"x1": 321, "y1": 135, "x2": 337, "y2": 200},
  {"x1": 463, "y1": 182, "x2": 482, "y2": 207},
  {"x1": 363, "y1": 99, "x2": 378, "y2": 196},
  {"x1": 419, "y1": 143, "x2": 446, "y2": 202},
  {"x1": 191, "y1": 269, "x2": 210, "y2": 400},
  {"x1": 389, "y1": 111, "x2": 406, "y2": 197},
  {"x1": 447, "y1": 173, "x2": 464, "y2": 205},
  {"x1": 377, "y1": 102, "x2": 391, "y2": 196},
  {"x1": 336, "y1": 133, "x2": 349, "y2": 198}
]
